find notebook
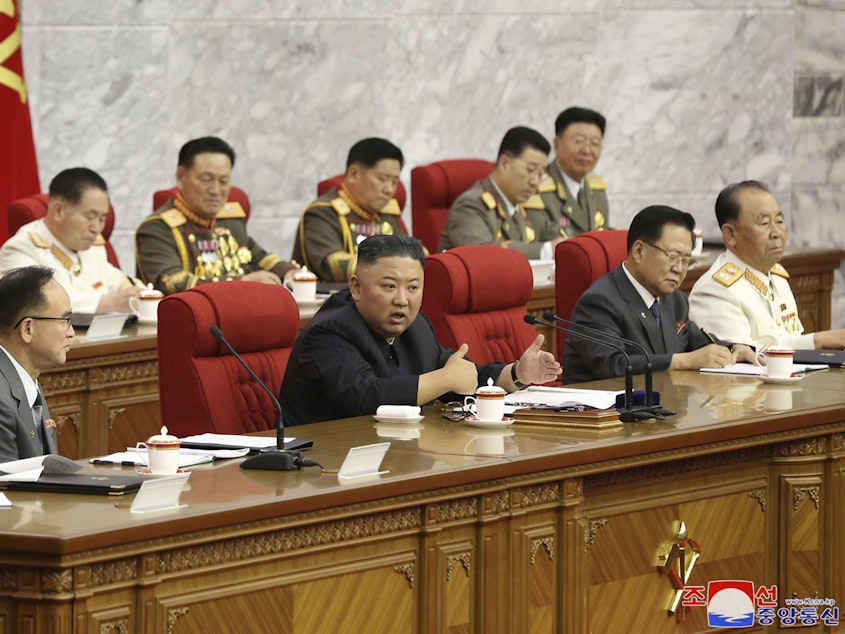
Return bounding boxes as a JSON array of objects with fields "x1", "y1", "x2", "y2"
[
  {"x1": 792, "y1": 349, "x2": 845, "y2": 368},
  {"x1": 0, "y1": 472, "x2": 144, "y2": 495}
]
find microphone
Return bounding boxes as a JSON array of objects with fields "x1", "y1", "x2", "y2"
[
  {"x1": 210, "y1": 325, "x2": 305, "y2": 471},
  {"x1": 543, "y1": 312, "x2": 673, "y2": 418},
  {"x1": 524, "y1": 314, "x2": 651, "y2": 421}
]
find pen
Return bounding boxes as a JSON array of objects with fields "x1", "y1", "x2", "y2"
[{"x1": 92, "y1": 459, "x2": 138, "y2": 466}]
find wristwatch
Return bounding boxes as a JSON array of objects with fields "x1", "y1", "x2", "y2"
[{"x1": 511, "y1": 361, "x2": 530, "y2": 388}]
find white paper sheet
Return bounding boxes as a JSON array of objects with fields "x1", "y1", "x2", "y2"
[{"x1": 504, "y1": 386, "x2": 622, "y2": 410}]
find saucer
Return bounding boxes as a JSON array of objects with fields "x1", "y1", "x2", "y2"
[
  {"x1": 135, "y1": 318, "x2": 158, "y2": 325},
  {"x1": 464, "y1": 416, "x2": 514, "y2": 429},
  {"x1": 136, "y1": 468, "x2": 189, "y2": 477},
  {"x1": 759, "y1": 374, "x2": 804, "y2": 385},
  {"x1": 373, "y1": 414, "x2": 424, "y2": 424}
]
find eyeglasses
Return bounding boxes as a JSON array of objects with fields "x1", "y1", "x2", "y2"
[
  {"x1": 441, "y1": 401, "x2": 471, "y2": 422},
  {"x1": 13, "y1": 314, "x2": 74, "y2": 329},
  {"x1": 565, "y1": 135, "x2": 603, "y2": 151},
  {"x1": 510, "y1": 157, "x2": 547, "y2": 181},
  {"x1": 643, "y1": 242, "x2": 694, "y2": 269}
]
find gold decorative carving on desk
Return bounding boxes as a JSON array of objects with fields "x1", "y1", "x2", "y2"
[
  {"x1": 530, "y1": 536, "x2": 555, "y2": 564},
  {"x1": 393, "y1": 563, "x2": 415, "y2": 588},
  {"x1": 585, "y1": 518, "x2": 608, "y2": 551},
  {"x1": 446, "y1": 552, "x2": 472, "y2": 581},
  {"x1": 748, "y1": 488, "x2": 767, "y2": 511},
  {"x1": 793, "y1": 486, "x2": 820, "y2": 510}
]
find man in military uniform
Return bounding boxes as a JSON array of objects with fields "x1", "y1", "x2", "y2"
[
  {"x1": 689, "y1": 180, "x2": 845, "y2": 350},
  {"x1": 0, "y1": 168, "x2": 141, "y2": 313},
  {"x1": 533, "y1": 107, "x2": 609, "y2": 238},
  {"x1": 438, "y1": 126, "x2": 562, "y2": 258},
  {"x1": 291, "y1": 137, "x2": 408, "y2": 282},
  {"x1": 136, "y1": 137, "x2": 298, "y2": 295}
]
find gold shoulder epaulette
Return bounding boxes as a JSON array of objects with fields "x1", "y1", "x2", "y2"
[
  {"x1": 93, "y1": 234, "x2": 106, "y2": 246},
  {"x1": 481, "y1": 191, "x2": 497, "y2": 210},
  {"x1": 770, "y1": 263, "x2": 790, "y2": 279},
  {"x1": 712, "y1": 262, "x2": 743, "y2": 287},
  {"x1": 158, "y1": 209, "x2": 187, "y2": 229},
  {"x1": 586, "y1": 175, "x2": 607, "y2": 191},
  {"x1": 538, "y1": 174, "x2": 556, "y2": 193},
  {"x1": 216, "y1": 202, "x2": 246, "y2": 219},
  {"x1": 330, "y1": 197, "x2": 351, "y2": 216},
  {"x1": 520, "y1": 194, "x2": 546, "y2": 210},
  {"x1": 27, "y1": 231, "x2": 49, "y2": 248},
  {"x1": 380, "y1": 198, "x2": 401, "y2": 216}
]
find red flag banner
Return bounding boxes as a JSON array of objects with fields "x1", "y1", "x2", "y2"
[{"x1": 0, "y1": 0, "x2": 40, "y2": 241}]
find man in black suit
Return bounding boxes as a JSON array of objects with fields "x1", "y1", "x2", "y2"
[
  {"x1": 280, "y1": 235, "x2": 561, "y2": 425},
  {"x1": 0, "y1": 266, "x2": 72, "y2": 462},
  {"x1": 563, "y1": 205, "x2": 756, "y2": 384}
]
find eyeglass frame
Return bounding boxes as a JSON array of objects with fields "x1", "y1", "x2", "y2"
[
  {"x1": 13, "y1": 313, "x2": 74, "y2": 329},
  {"x1": 563, "y1": 134, "x2": 603, "y2": 151},
  {"x1": 642, "y1": 241, "x2": 695, "y2": 269},
  {"x1": 508, "y1": 156, "x2": 548, "y2": 181}
]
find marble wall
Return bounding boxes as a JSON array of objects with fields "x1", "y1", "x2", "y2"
[{"x1": 18, "y1": 0, "x2": 845, "y2": 327}]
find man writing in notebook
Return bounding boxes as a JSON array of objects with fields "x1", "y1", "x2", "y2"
[
  {"x1": 0, "y1": 266, "x2": 73, "y2": 462},
  {"x1": 563, "y1": 206, "x2": 756, "y2": 384}
]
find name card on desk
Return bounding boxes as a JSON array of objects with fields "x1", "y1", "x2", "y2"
[
  {"x1": 130, "y1": 472, "x2": 190, "y2": 513},
  {"x1": 337, "y1": 442, "x2": 391, "y2": 480}
]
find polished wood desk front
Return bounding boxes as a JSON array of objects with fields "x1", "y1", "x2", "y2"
[{"x1": 3, "y1": 370, "x2": 844, "y2": 633}]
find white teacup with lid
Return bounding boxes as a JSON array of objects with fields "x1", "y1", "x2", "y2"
[
  {"x1": 288, "y1": 267, "x2": 318, "y2": 302},
  {"x1": 136, "y1": 426, "x2": 180, "y2": 474},
  {"x1": 464, "y1": 378, "x2": 507, "y2": 422},
  {"x1": 129, "y1": 288, "x2": 164, "y2": 322},
  {"x1": 757, "y1": 345, "x2": 795, "y2": 379}
]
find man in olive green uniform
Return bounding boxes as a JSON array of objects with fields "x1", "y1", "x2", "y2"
[
  {"x1": 292, "y1": 137, "x2": 408, "y2": 283},
  {"x1": 532, "y1": 107, "x2": 610, "y2": 237},
  {"x1": 438, "y1": 126, "x2": 563, "y2": 259},
  {"x1": 135, "y1": 137, "x2": 298, "y2": 295}
]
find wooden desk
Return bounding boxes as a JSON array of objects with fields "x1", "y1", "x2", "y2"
[{"x1": 3, "y1": 370, "x2": 844, "y2": 633}]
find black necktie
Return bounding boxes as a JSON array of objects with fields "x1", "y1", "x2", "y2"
[{"x1": 649, "y1": 300, "x2": 662, "y2": 328}]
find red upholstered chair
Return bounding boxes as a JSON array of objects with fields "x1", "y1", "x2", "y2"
[
  {"x1": 151, "y1": 186, "x2": 251, "y2": 221},
  {"x1": 6, "y1": 193, "x2": 120, "y2": 267},
  {"x1": 420, "y1": 245, "x2": 537, "y2": 365},
  {"x1": 317, "y1": 173, "x2": 408, "y2": 234},
  {"x1": 553, "y1": 229, "x2": 628, "y2": 360},
  {"x1": 156, "y1": 281, "x2": 299, "y2": 437},
  {"x1": 410, "y1": 159, "x2": 495, "y2": 254}
]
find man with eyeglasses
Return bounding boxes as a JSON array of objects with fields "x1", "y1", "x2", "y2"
[
  {"x1": 533, "y1": 107, "x2": 610, "y2": 238},
  {"x1": 563, "y1": 206, "x2": 756, "y2": 384},
  {"x1": 0, "y1": 168, "x2": 142, "y2": 313},
  {"x1": 438, "y1": 126, "x2": 563, "y2": 258},
  {"x1": 0, "y1": 266, "x2": 73, "y2": 462},
  {"x1": 689, "y1": 181, "x2": 845, "y2": 351}
]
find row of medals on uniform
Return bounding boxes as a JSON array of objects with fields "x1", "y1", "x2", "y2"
[{"x1": 189, "y1": 230, "x2": 252, "y2": 279}]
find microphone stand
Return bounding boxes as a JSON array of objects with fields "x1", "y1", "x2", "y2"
[
  {"x1": 525, "y1": 315, "x2": 654, "y2": 422},
  {"x1": 210, "y1": 326, "x2": 304, "y2": 471},
  {"x1": 543, "y1": 311, "x2": 675, "y2": 418}
]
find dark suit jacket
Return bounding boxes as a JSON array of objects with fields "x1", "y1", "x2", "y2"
[
  {"x1": 0, "y1": 350, "x2": 58, "y2": 462},
  {"x1": 563, "y1": 264, "x2": 713, "y2": 384},
  {"x1": 279, "y1": 289, "x2": 505, "y2": 426}
]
